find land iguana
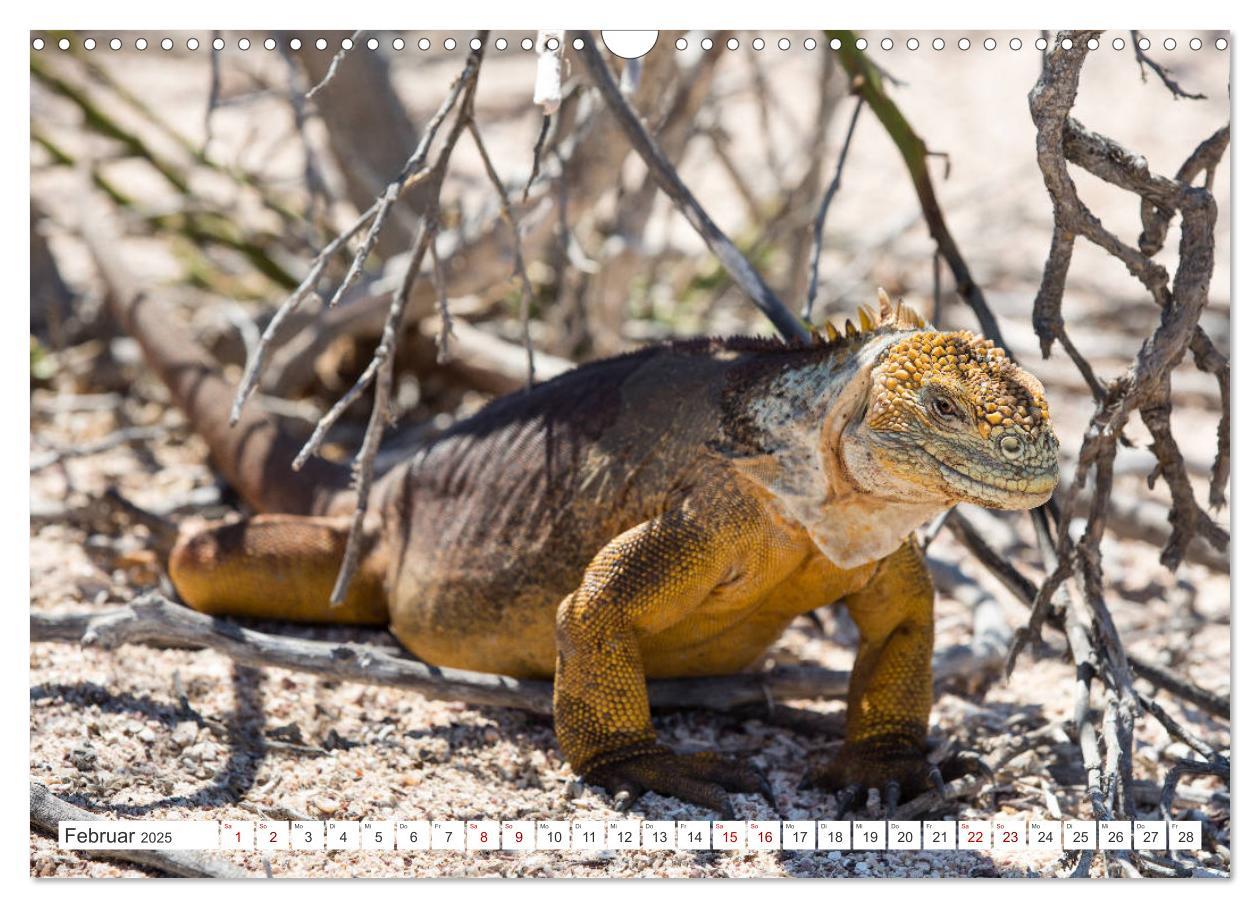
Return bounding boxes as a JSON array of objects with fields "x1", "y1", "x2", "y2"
[{"x1": 110, "y1": 283, "x2": 1058, "y2": 814}]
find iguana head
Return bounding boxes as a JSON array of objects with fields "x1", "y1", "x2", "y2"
[{"x1": 838, "y1": 295, "x2": 1059, "y2": 510}]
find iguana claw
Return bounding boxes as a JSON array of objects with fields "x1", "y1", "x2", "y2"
[
  {"x1": 584, "y1": 749, "x2": 771, "y2": 814},
  {"x1": 835, "y1": 783, "x2": 864, "y2": 816},
  {"x1": 883, "y1": 780, "x2": 901, "y2": 817},
  {"x1": 928, "y1": 763, "x2": 949, "y2": 800},
  {"x1": 800, "y1": 735, "x2": 963, "y2": 816}
]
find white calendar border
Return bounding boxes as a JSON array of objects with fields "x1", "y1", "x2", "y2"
[{"x1": 11, "y1": 1, "x2": 1244, "y2": 903}]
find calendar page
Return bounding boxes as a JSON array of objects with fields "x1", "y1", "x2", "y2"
[{"x1": 27, "y1": 17, "x2": 1232, "y2": 883}]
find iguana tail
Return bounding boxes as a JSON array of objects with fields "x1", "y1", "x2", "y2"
[{"x1": 100, "y1": 255, "x2": 352, "y2": 517}]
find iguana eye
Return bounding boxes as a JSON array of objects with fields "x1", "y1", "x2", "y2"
[{"x1": 932, "y1": 397, "x2": 959, "y2": 420}]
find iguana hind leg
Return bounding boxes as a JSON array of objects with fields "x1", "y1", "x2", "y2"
[{"x1": 169, "y1": 514, "x2": 389, "y2": 625}]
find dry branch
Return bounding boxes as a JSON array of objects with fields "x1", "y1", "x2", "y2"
[
  {"x1": 259, "y1": 41, "x2": 686, "y2": 397},
  {"x1": 992, "y1": 40, "x2": 1231, "y2": 866},
  {"x1": 31, "y1": 594, "x2": 997, "y2": 718},
  {"x1": 231, "y1": 43, "x2": 485, "y2": 425}
]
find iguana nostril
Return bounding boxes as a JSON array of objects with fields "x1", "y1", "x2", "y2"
[{"x1": 1000, "y1": 435, "x2": 1024, "y2": 459}]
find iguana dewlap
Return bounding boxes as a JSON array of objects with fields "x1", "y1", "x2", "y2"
[{"x1": 118, "y1": 286, "x2": 1058, "y2": 813}]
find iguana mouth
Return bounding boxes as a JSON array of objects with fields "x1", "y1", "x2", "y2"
[{"x1": 928, "y1": 453, "x2": 1056, "y2": 507}]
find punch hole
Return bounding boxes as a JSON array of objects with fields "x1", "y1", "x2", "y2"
[
  {"x1": 983, "y1": 37, "x2": 996, "y2": 50},
  {"x1": 418, "y1": 38, "x2": 431, "y2": 51},
  {"x1": 495, "y1": 37, "x2": 507, "y2": 50},
  {"x1": 393, "y1": 38, "x2": 405, "y2": 51},
  {"x1": 83, "y1": 37, "x2": 96, "y2": 50},
  {"x1": 341, "y1": 37, "x2": 353, "y2": 50},
  {"x1": 601, "y1": 31, "x2": 658, "y2": 60},
  {"x1": 367, "y1": 37, "x2": 380, "y2": 50},
  {"x1": 1087, "y1": 37, "x2": 1099, "y2": 50},
  {"x1": 880, "y1": 38, "x2": 892, "y2": 50},
  {"x1": 290, "y1": 38, "x2": 302, "y2": 50},
  {"x1": 1215, "y1": 38, "x2": 1228, "y2": 50},
  {"x1": 855, "y1": 37, "x2": 868, "y2": 50},
  {"x1": 110, "y1": 38, "x2": 122, "y2": 50},
  {"x1": 58, "y1": 37, "x2": 70, "y2": 50},
  {"x1": 1137, "y1": 36, "x2": 1150, "y2": 51},
  {"x1": 315, "y1": 38, "x2": 327, "y2": 50},
  {"x1": 187, "y1": 37, "x2": 199, "y2": 51},
  {"x1": 161, "y1": 38, "x2": 173, "y2": 50},
  {"x1": 239, "y1": 38, "x2": 251, "y2": 51},
  {"x1": 779, "y1": 38, "x2": 791, "y2": 50},
  {"x1": 1010, "y1": 38, "x2": 1021, "y2": 51},
  {"x1": 1164, "y1": 38, "x2": 1176, "y2": 51},
  {"x1": 907, "y1": 38, "x2": 919, "y2": 51},
  {"x1": 1189, "y1": 37, "x2": 1202, "y2": 51},
  {"x1": 752, "y1": 37, "x2": 765, "y2": 51},
  {"x1": 263, "y1": 38, "x2": 275, "y2": 50},
  {"x1": 137, "y1": 38, "x2": 149, "y2": 50},
  {"x1": 1061, "y1": 37, "x2": 1073, "y2": 50},
  {"x1": 212, "y1": 37, "x2": 224, "y2": 50},
  {"x1": 701, "y1": 37, "x2": 713, "y2": 51},
  {"x1": 572, "y1": 37, "x2": 585, "y2": 50},
  {"x1": 675, "y1": 37, "x2": 687, "y2": 51},
  {"x1": 545, "y1": 37, "x2": 558, "y2": 51},
  {"x1": 32, "y1": 37, "x2": 45, "y2": 50},
  {"x1": 726, "y1": 37, "x2": 739, "y2": 51},
  {"x1": 470, "y1": 37, "x2": 482, "y2": 50},
  {"x1": 803, "y1": 37, "x2": 817, "y2": 50},
  {"x1": 1036, "y1": 37, "x2": 1048, "y2": 50},
  {"x1": 444, "y1": 38, "x2": 457, "y2": 50},
  {"x1": 932, "y1": 38, "x2": 944, "y2": 50},
  {"x1": 522, "y1": 37, "x2": 534, "y2": 51},
  {"x1": 958, "y1": 37, "x2": 971, "y2": 50},
  {"x1": 1112, "y1": 37, "x2": 1125, "y2": 50}
]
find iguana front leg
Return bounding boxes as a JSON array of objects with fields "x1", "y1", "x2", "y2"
[
  {"x1": 805, "y1": 538, "x2": 938, "y2": 811},
  {"x1": 554, "y1": 491, "x2": 770, "y2": 813}
]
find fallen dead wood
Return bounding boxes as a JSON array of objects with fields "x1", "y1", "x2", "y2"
[
  {"x1": 32, "y1": 593, "x2": 999, "y2": 717},
  {"x1": 425, "y1": 315, "x2": 573, "y2": 394},
  {"x1": 30, "y1": 781, "x2": 249, "y2": 879}
]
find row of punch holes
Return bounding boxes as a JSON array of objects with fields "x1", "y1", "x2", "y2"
[{"x1": 31, "y1": 32, "x2": 1229, "y2": 55}]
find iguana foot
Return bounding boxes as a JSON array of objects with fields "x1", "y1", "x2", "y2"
[
  {"x1": 799, "y1": 736, "x2": 948, "y2": 817},
  {"x1": 583, "y1": 747, "x2": 773, "y2": 815}
]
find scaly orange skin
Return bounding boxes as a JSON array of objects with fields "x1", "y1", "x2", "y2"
[{"x1": 164, "y1": 291, "x2": 1059, "y2": 813}]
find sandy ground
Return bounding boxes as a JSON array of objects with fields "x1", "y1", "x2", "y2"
[{"x1": 30, "y1": 30, "x2": 1231, "y2": 878}]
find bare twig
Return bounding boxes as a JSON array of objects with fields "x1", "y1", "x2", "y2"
[
  {"x1": 305, "y1": 30, "x2": 364, "y2": 101},
  {"x1": 804, "y1": 95, "x2": 864, "y2": 322},
  {"x1": 1131, "y1": 31, "x2": 1207, "y2": 100},
  {"x1": 468, "y1": 119, "x2": 538, "y2": 388},
  {"x1": 202, "y1": 31, "x2": 222, "y2": 154},
  {"x1": 573, "y1": 32, "x2": 808, "y2": 343},
  {"x1": 522, "y1": 114, "x2": 551, "y2": 203}
]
